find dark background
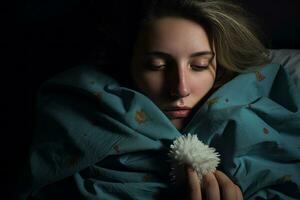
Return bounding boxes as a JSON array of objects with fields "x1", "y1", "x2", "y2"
[{"x1": 7, "y1": 0, "x2": 300, "y2": 198}]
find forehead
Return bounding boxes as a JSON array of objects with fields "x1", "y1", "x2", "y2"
[{"x1": 136, "y1": 16, "x2": 211, "y2": 54}]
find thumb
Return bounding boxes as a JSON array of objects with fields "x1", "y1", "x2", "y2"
[{"x1": 185, "y1": 165, "x2": 202, "y2": 200}]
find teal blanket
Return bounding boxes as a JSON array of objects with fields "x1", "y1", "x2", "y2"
[{"x1": 17, "y1": 63, "x2": 300, "y2": 199}]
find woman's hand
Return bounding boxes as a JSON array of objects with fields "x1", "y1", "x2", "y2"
[{"x1": 186, "y1": 166, "x2": 243, "y2": 200}]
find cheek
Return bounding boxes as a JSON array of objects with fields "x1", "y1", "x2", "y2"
[
  {"x1": 191, "y1": 72, "x2": 215, "y2": 98},
  {"x1": 134, "y1": 71, "x2": 165, "y2": 98}
]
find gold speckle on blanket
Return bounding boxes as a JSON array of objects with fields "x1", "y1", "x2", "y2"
[
  {"x1": 135, "y1": 110, "x2": 147, "y2": 124},
  {"x1": 263, "y1": 128, "x2": 269, "y2": 135},
  {"x1": 255, "y1": 71, "x2": 266, "y2": 81},
  {"x1": 67, "y1": 155, "x2": 81, "y2": 168},
  {"x1": 206, "y1": 97, "x2": 219, "y2": 107},
  {"x1": 143, "y1": 174, "x2": 152, "y2": 182},
  {"x1": 278, "y1": 175, "x2": 292, "y2": 183},
  {"x1": 94, "y1": 92, "x2": 101, "y2": 99}
]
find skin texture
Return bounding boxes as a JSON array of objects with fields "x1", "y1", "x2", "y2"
[
  {"x1": 186, "y1": 166, "x2": 243, "y2": 200},
  {"x1": 131, "y1": 16, "x2": 217, "y2": 130},
  {"x1": 131, "y1": 16, "x2": 243, "y2": 200}
]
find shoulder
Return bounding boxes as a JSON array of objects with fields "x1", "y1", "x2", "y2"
[{"x1": 41, "y1": 65, "x2": 118, "y2": 89}]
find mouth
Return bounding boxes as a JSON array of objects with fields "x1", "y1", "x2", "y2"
[{"x1": 163, "y1": 106, "x2": 192, "y2": 119}]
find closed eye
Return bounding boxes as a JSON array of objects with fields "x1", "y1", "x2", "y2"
[
  {"x1": 191, "y1": 65, "x2": 209, "y2": 71},
  {"x1": 146, "y1": 64, "x2": 166, "y2": 71}
]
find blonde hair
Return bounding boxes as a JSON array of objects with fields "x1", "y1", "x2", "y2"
[{"x1": 135, "y1": 0, "x2": 270, "y2": 85}]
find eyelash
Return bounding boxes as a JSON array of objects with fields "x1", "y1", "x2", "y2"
[
  {"x1": 191, "y1": 65, "x2": 209, "y2": 71},
  {"x1": 145, "y1": 63, "x2": 209, "y2": 71},
  {"x1": 146, "y1": 64, "x2": 166, "y2": 71}
]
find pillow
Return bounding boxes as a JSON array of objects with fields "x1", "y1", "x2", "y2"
[{"x1": 269, "y1": 49, "x2": 300, "y2": 86}]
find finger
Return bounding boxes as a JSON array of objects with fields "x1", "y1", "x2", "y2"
[
  {"x1": 214, "y1": 170, "x2": 236, "y2": 200},
  {"x1": 235, "y1": 184, "x2": 243, "y2": 200},
  {"x1": 203, "y1": 172, "x2": 220, "y2": 200},
  {"x1": 185, "y1": 165, "x2": 201, "y2": 200}
]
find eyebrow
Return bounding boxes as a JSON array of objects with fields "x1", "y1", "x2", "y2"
[{"x1": 144, "y1": 51, "x2": 214, "y2": 58}]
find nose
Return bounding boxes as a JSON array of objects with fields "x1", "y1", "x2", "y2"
[{"x1": 169, "y1": 67, "x2": 191, "y2": 98}]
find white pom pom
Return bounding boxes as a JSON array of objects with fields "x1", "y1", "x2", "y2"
[{"x1": 168, "y1": 133, "x2": 220, "y2": 183}]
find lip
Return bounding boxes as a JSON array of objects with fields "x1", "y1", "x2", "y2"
[{"x1": 163, "y1": 106, "x2": 192, "y2": 119}]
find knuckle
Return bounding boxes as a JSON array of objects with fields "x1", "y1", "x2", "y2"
[
  {"x1": 204, "y1": 174, "x2": 215, "y2": 186},
  {"x1": 234, "y1": 184, "x2": 241, "y2": 191},
  {"x1": 222, "y1": 180, "x2": 234, "y2": 190}
]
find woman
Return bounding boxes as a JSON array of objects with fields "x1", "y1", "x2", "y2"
[{"x1": 16, "y1": 0, "x2": 300, "y2": 199}]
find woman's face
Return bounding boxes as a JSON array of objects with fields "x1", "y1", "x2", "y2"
[{"x1": 131, "y1": 16, "x2": 217, "y2": 130}]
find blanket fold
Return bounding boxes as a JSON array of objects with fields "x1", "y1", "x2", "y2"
[{"x1": 16, "y1": 63, "x2": 300, "y2": 200}]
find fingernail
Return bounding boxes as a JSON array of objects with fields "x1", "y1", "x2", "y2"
[{"x1": 186, "y1": 166, "x2": 195, "y2": 172}]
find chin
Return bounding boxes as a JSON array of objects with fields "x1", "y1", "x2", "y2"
[{"x1": 171, "y1": 118, "x2": 186, "y2": 130}]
